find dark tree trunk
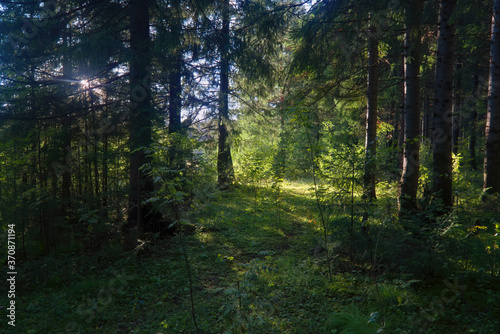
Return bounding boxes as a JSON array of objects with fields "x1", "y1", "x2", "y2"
[
  {"x1": 388, "y1": 100, "x2": 395, "y2": 149},
  {"x1": 166, "y1": 0, "x2": 184, "y2": 219},
  {"x1": 432, "y1": 0, "x2": 456, "y2": 210},
  {"x1": 363, "y1": 16, "x2": 378, "y2": 201},
  {"x1": 61, "y1": 66, "x2": 72, "y2": 208},
  {"x1": 92, "y1": 94, "x2": 100, "y2": 197},
  {"x1": 102, "y1": 93, "x2": 109, "y2": 209},
  {"x1": 84, "y1": 118, "x2": 90, "y2": 194},
  {"x1": 398, "y1": 63, "x2": 405, "y2": 175},
  {"x1": 77, "y1": 144, "x2": 82, "y2": 196},
  {"x1": 217, "y1": 0, "x2": 235, "y2": 189},
  {"x1": 469, "y1": 74, "x2": 479, "y2": 170},
  {"x1": 102, "y1": 132, "x2": 108, "y2": 208},
  {"x1": 168, "y1": 0, "x2": 182, "y2": 135},
  {"x1": 275, "y1": 114, "x2": 287, "y2": 178},
  {"x1": 61, "y1": 116, "x2": 72, "y2": 202},
  {"x1": 58, "y1": 26, "x2": 73, "y2": 209},
  {"x1": 423, "y1": 95, "x2": 431, "y2": 139},
  {"x1": 452, "y1": 62, "x2": 462, "y2": 154},
  {"x1": 125, "y1": 0, "x2": 159, "y2": 243},
  {"x1": 484, "y1": 0, "x2": 500, "y2": 195},
  {"x1": 399, "y1": 0, "x2": 423, "y2": 216}
]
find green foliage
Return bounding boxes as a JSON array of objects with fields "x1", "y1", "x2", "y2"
[
  {"x1": 233, "y1": 111, "x2": 280, "y2": 182},
  {"x1": 217, "y1": 258, "x2": 277, "y2": 333},
  {"x1": 144, "y1": 133, "x2": 211, "y2": 215},
  {"x1": 325, "y1": 306, "x2": 382, "y2": 334}
]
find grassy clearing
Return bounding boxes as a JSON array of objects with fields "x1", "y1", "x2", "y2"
[{"x1": 3, "y1": 181, "x2": 500, "y2": 333}]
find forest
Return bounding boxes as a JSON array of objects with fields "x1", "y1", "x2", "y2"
[{"x1": 0, "y1": 0, "x2": 500, "y2": 332}]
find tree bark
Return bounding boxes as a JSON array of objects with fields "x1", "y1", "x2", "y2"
[
  {"x1": 423, "y1": 95, "x2": 431, "y2": 139},
  {"x1": 398, "y1": 63, "x2": 405, "y2": 175},
  {"x1": 469, "y1": 73, "x2": 479, "y2": 170},
  {"x1": 432, "y1": 0, "x2": 456, "y2": 210},
  {"x1": 452, "y1": 62, "x2": 462, "y2": 154},
  {"x1": 484, "y1": 0, "x2": 500, "y2": 195},
  {"x1": 363, "y1": 16, "x2": 378, "y2": 200},
  {"x1": 125, "y1": 0, "x2": 159, "y2": 243},
  {"x1": 217, "y1": 0, "x2": 235, "y2": 189},
  {"x1": 399, "y1": 0, "x2": 423, "y2": 216},
  {"x1": 102, "y1": 93, "x2": 109, "y2": 209},
  {"x1": 61, "y1": 116, "x2": 72, "y2": 202},
  {"x1": 166, "y1": 0, "x2": 184, "y2": 219},
  {"x1": 168, "y1": 0, "x2": 182, "y2": 135},
  {"x1": 61, "y1": 32, "x2": 72, "y2": 208}
]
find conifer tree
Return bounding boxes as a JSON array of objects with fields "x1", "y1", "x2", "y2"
[
  {"x1": 217, "y1": 0, "x2": 235, "y2": 189},
  {"x1": 125, "y1": 0, "x2": 160, "y2": 243},
  {"x1": 363, "y1": 13, "x2": 379, "y2": 201},
  {"x1": 399, "y1": 0, "x2": 424, "y2": 216},
  {"x1": 483, "y1": 0, "x2": 500, "y2": 195},
  {"x1": 432, "y1": 0, "x2": 457, "y2": 209}
]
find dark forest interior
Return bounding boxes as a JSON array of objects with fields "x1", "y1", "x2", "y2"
[{"x1": 1, "y1": 0, "x2": 500, "y2": 333}]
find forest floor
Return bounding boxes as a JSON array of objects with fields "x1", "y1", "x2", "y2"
[{"x1": 3, "y1": 180, "x2": 500, "y2": 333}]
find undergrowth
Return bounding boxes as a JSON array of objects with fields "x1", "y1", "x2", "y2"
[{"x1": 1, "y1": 181, "x2": 499, "y2": 334}]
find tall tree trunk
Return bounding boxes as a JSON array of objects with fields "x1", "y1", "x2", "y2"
[
  {"x1": 102, "y1": 93, "x2": 109, "y2": 209},
  {"x1": 398, "y1": 63, "x2": 405, "y2": 176},
  {"x1": 484, "y1": 0, "x2": 500, "y2": 195},
  {"x1": 77, "y1": 144, "x2": 82, "y2": 196},
  {"x1": 423, "y1": 95, "x2": 431, "y2": 139},
  {"x1": 84, "y1": 117, "x2": 90, "y2": 194},
  {"x1": 91, "y1": 92, "x2": 100, "y2": 197},
  {"x1": 399, "y1": 0, "x2": 423, "y2": 216},
  {"x1": 452, "y1": 62, "x2": 462, "y2": 154},
  {"x1": 388, "y1": 100, "x2": 396, "y2": 149},
  {"x1": 60, "y1": 4, "x2": 72, "y2": 210},
  {"x1": 61, "y1": 116, "x2": 72, "y2": 202},
  {"x1": 166, "y1": 0, "x2": 184, "y2": 219},
  {"x1": 168, "y1": 0, "x2": 182, "y2": 135},
  {"x1": 217, "y1": 0, "x2": 235, "y2": 189},
  {"x1": 363, "y1": 16, "x2": 378, "y2": 200},
  {"x1": 432, "y1": 0, "x2": 456, "y2": 210},
  {"x1": 275, "y1": 114, "x2": 287, "y2": 178},
  {"x1": 61, "y1": 55, "x2": 72, "y2": 209},
  {"x1": 30, "y1": 60, "x2": 50, "y2": 254},
  {"x1": 469, "y1": 73, "x2": 479, "y2": 170},
  {"x1": 125, "y1": 0, "x2": 159, "y2": 244},
  {"x1": 37, "y1": 126, "x2": 49, "y2": 254},
  {"x1": 102, "y1": 132, "x2": 108, "y2": 208}
]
